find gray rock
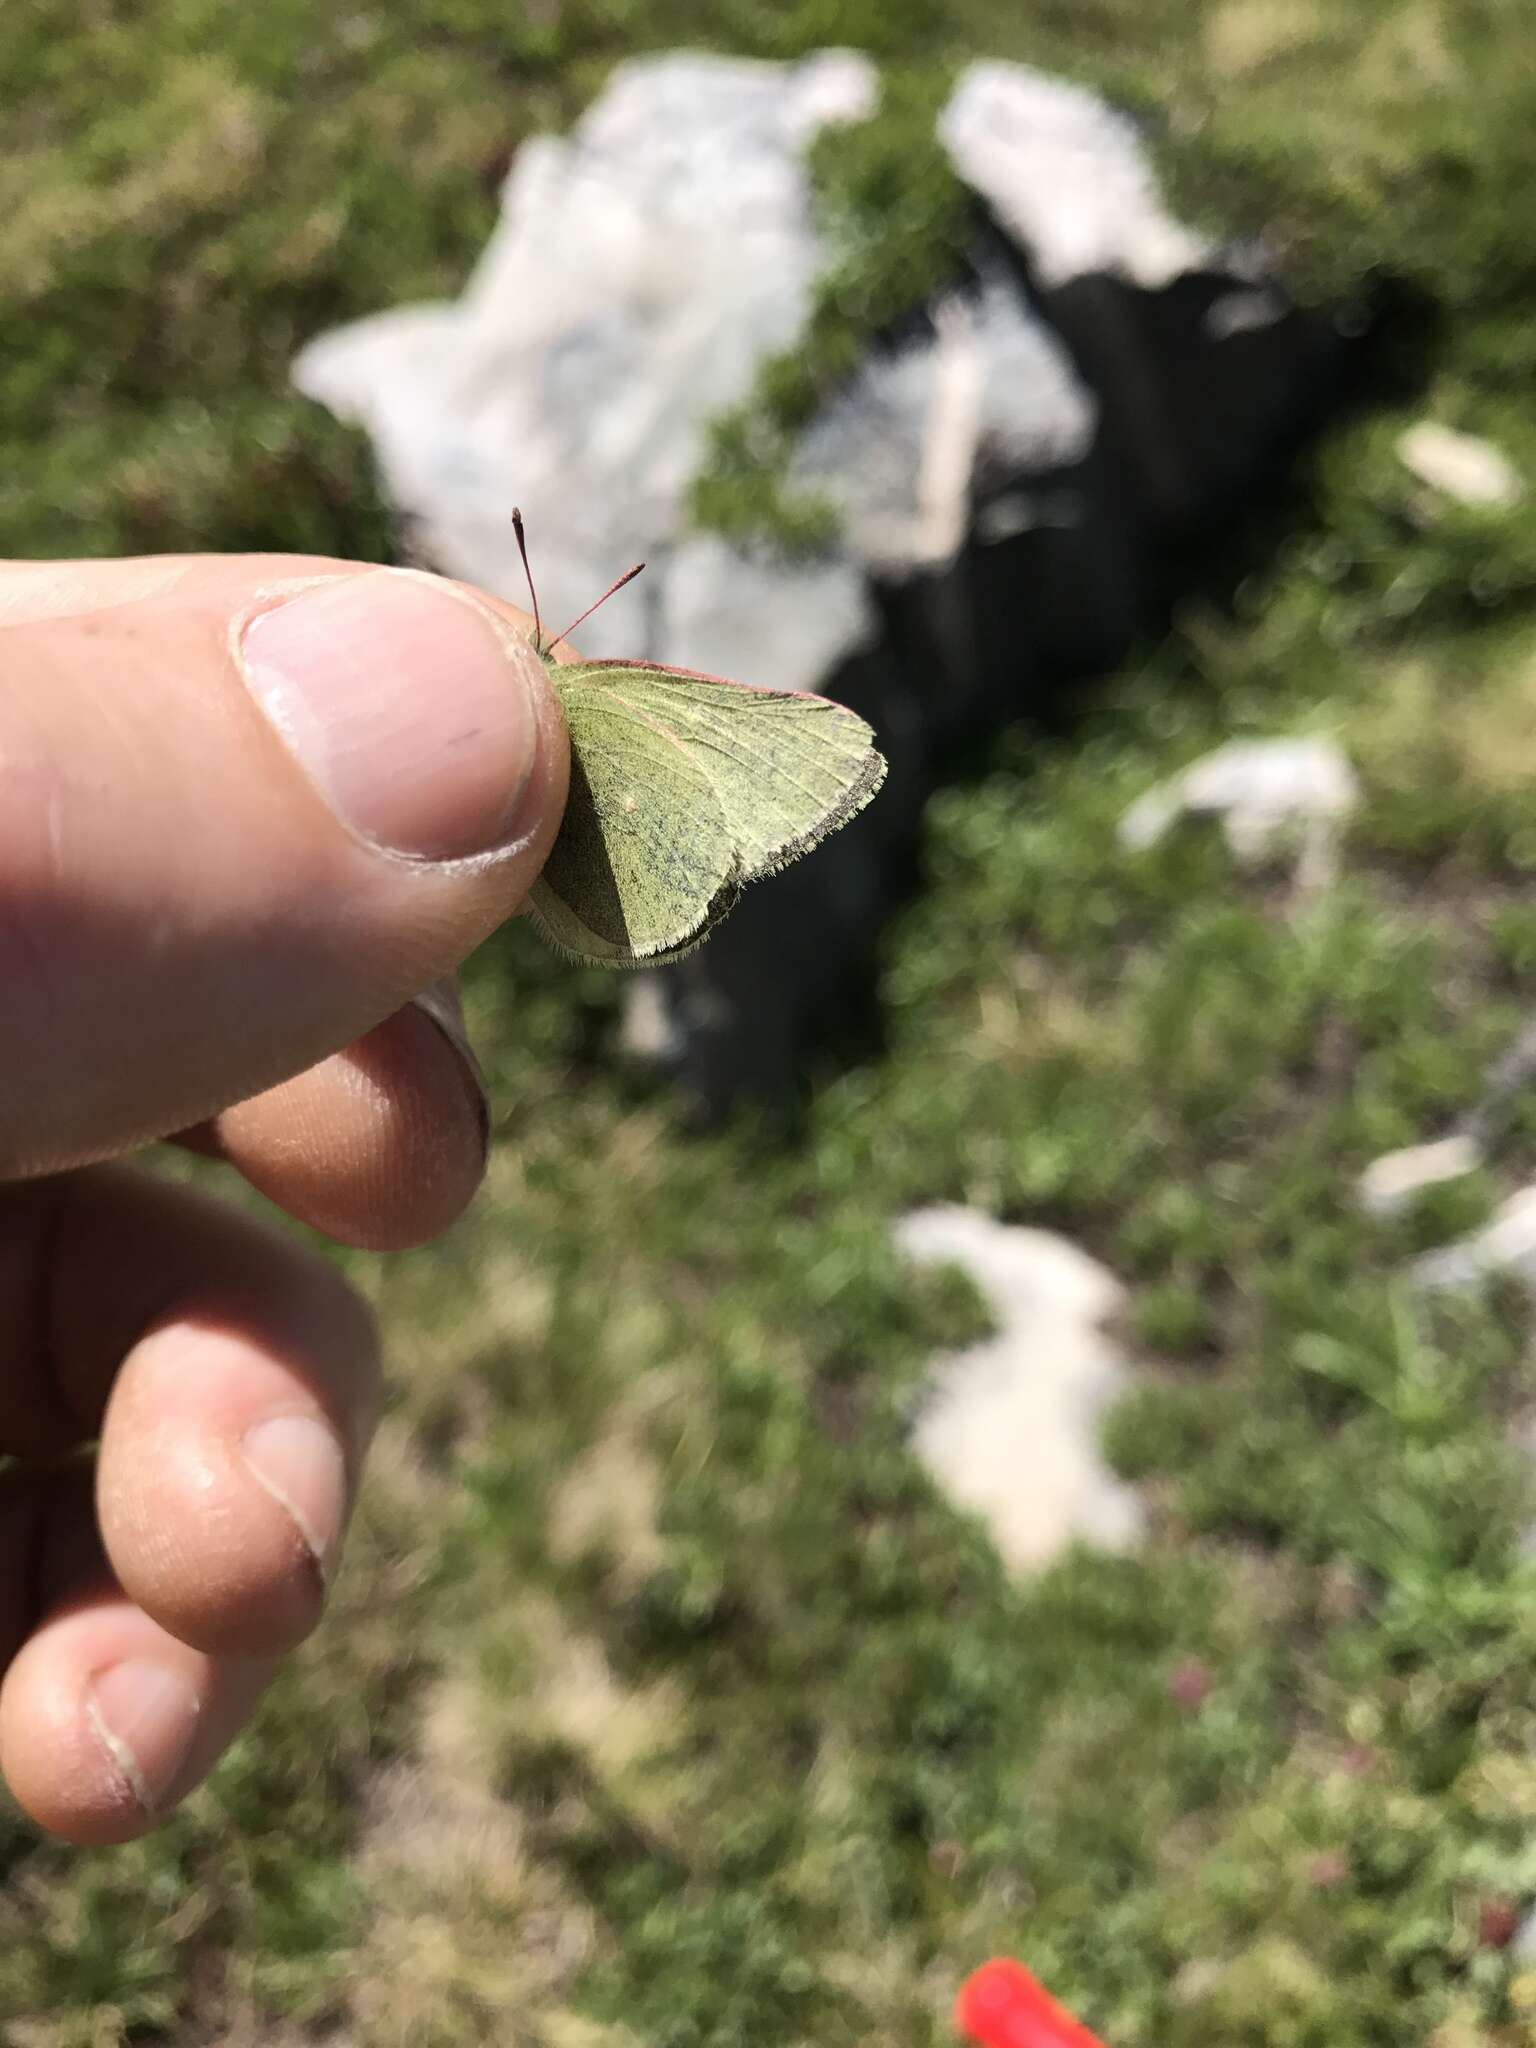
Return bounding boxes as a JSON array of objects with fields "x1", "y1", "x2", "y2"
[
  {"x1": 897, "y1": 1205, "x2": 1145, "y2": 1574},
  {"x1": 293, "y1": 51, "x2": 1365, "y2": 1113}
]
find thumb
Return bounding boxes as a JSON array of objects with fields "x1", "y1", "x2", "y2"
[{"x1": 0, "y1": 553, "x2": 568, "y2": 1177}]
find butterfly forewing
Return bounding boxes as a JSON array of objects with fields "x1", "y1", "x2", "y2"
[{"x1": 555, "y1": 661, "x2": 887, "y2": 884}]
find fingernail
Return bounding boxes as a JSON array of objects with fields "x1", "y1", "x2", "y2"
[
  {"x1": 87, "y1": 1660, "x2": 201, "y2": 1814},
  {"x1": 411, "y1": 978, "x2": 491, "y2": 1156},
  {"x1": 241, "y1": 1414, "x2": 348, "y2": 1580},
  {"x1": 237, "y1": 570, "x2": 543, "y2": 861}
]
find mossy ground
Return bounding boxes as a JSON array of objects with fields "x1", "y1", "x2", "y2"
[{"x1": 7, "y1": 3, "x2": 1536, "y2": 2044}]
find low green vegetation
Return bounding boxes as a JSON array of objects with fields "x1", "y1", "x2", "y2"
[
  {"x1": 6, "y1": 3, "x2": 1536, "y2": 2044},
  {"x1": 688, "y1": 66, "x2": 970, "y2": 551}
]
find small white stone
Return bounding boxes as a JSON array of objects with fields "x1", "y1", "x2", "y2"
[
  {"x1": 1203, "y1": 286, "x2": 1286, "y2": 340},
  {"x1": 1397, "y1": 422, "x2": 1523, "y2": 511},
  {"x1": 1118, "y1": 737, "x2": 1360, "y2": 885},
  {"x1": 1411, "y1": 1184, "x2": 1536, "y2": 1292},
  {"x1": 1357, "y1": 1135, "x2": 1483, "y2": 1218},
  {"x1": 618, "y1": 975, "x2": 682, "y2": 1063},
  {"x1": 896, "y1": 1205, "x2": 1145, "y2": 1575}
]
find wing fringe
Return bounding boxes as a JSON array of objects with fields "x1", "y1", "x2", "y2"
[{"x1": 739, "y1": 743, "x2": 887, "y2": 882}]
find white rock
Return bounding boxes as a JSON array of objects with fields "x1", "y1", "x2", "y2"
[
  {"x1": 938, "y1": 62, "x2": 1212, "y2": 290},
  {"x1": 1117, "y1": 736, "x2": 1360, "y2": 885},
  {"x1": 292, "y1": 51, "x2": 1097, "y2": 668},
  {"x1": 295, "y1": 51, "x2": 883, "y2": 658},
  {"x1": 1357, "y1": 1135, "x2": 1483, "y2": 1218},
  {"x1": 1411, "y1": 1184, "x2": 1536, "y2": 1292},
  {"x1": 896, "y1": 1205, "x2": 1145, "y2": 1574},
  {"x1": 292, "y1": 48, "x2": 1328, "y2": 711},
  {"x1": 1397, "y1": 422, "x2": 1523, "y2": 510}
]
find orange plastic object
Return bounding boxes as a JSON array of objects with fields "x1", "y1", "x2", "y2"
[{"x1": 954, "y1": 1959, "x2": 1108, "y2": 2048}]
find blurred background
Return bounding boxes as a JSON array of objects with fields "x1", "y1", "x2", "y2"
[{"x1": 7, "y1": 3, "x2": 1536, "y2": 2043}]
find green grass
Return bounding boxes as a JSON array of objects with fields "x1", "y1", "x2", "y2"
[{"x1": 8, "y1": 2, "x2": 1536, "y2": 2043}]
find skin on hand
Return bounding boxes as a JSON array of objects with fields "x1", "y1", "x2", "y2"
[{"x1": 0, "y1": 552, "x2": 570, "y2": 1843}]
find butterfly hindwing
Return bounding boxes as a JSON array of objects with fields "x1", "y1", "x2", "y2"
[{"x1": 528, "y1": 674, "x2": 738, "y2": 965}]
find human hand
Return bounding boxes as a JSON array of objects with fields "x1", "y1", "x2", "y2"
[{"x1": 0, "y1": 552, "x2": 568, "y2": 1843}]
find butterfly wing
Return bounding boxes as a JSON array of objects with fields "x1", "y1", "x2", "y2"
[
  {"x1": 530, "y1": 672, "x2": 739, "y2": 966},
  {"x1": 552, "y1": 661, "x2": 887, "y2": 885}
]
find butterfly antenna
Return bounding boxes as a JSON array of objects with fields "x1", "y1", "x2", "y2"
[
  {"x1": 553, "y1": 561, "x2": 646, "y2": 649},
  {"x1": 510, "y1": 507, "x2": 544, "y2": 653}
]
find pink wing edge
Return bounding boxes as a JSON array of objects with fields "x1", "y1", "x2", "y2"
[{"x1": 557, "y1": 656, "x2": 863, "y2": 712}]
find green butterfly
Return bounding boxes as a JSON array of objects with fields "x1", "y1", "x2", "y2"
[{"x1": 511, "y1": 510, "x2": 887, "y2": 967}]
